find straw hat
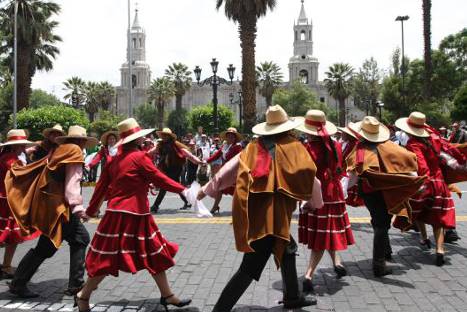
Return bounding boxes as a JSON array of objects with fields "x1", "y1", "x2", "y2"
[
  {"x1": 156, "y1": 127, "x2": 177, "y2": 140},
  {"x1": 295, "y1": 110, "x2": 337, "y2": 136},
  {"x1": 42, "y1": 124, "x2": 65, "y2": 138},
  {"x1": 117, "y1": 118, "x2": 155, "y2": 145},
  {"x1": 100, "y1": 130, "x2": 119, "y2": 146},
  {"x1": 348, "y1": 116, "x2": 390, "y2": 143},
  {"x1": 220, "y1": 127, "x2": 243, "y2": 141},
  {"x1": 395, "y1": 112, "x2": 430, "y2": 138},
  {"x1": 252, "y1": 105, "x2": 300, "y2": 136},
  {"x1": 55, "y1": 126, "x2": 99, "y2": 148},
  {"x1": 337, "y1": 122, "x2": 358, "y2": 139},
  {"x1": 1, "y1": 129, "x2": 37, "y2": 147}
]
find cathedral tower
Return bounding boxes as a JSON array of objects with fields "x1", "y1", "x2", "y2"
[{"x1": 288, "y1": 0, "x2": 319, "y2": 86}]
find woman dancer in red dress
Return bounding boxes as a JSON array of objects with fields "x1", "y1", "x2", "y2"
[
  {"x1": 86, "y1": 130, "x2": 118, "y2": 171},
  {"x1": 75, "y1": 118, "x2": 191, "y2": 312},
  {"x1": 0, "y1": 130, "x2": 39, "y2": 278},
  {"x1": 395, "y1": 112, "x2": 456, "y2": 266},
  {"x1": 206, "y1": 127, "x2": 242, "y2": 214},
  {"x1": 297, "y1": 110, "x2": 355, "y2": 292}
]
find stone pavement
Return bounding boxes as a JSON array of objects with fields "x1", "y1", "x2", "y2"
[{"x1": 0, "y1": 183, "x2": 466, "y2": 312}]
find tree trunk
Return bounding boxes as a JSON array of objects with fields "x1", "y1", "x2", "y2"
[
  {"x1": 175, "y1": 94, "x2": 182, "y2": 111},
  {"x1": 423, "y1": 0, "x2": 432, "y2": 99},
  {"x1": 16, "y1": 44, "x2": 33, "y2": 111},
  {"x1": 239, "y1": 13, "x2": 257, "y2": 133},
  {"x1": 266, "y1": 94, "x2": 272, "y2": 107},
  {"x1": 89, "y1": 112, "x2": 95, "y2": 122},
  {"x1": 157, "y1": 100, "x2": 164, "y2": 130},
  {"x1": 339, "y1": 97, "x2": 346, "y2": 127}
]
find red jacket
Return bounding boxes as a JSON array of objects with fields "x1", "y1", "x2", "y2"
[
  {"x1": 0, "y1": 152, "x2": 18, "y2": 198},
  {"x1": 207, "y1": 143, "x2": 242, "y2": 164},
  {"x1": 88, "y1": 146, "x2": 112, "y2": 169},
  {"x1": 406, "y1": 137, "x2": 444, "y2": 180},
  {"x1": 87, "y1": 148, "x2": 185, "y2": 216}
]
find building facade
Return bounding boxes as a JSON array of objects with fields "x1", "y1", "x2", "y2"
[{"x1": 115, "y1": 1, "x2": 363, "y2": 124}]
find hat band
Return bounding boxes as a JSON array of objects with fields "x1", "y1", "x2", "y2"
[
  {"x1": 407, "y1": 119, "x2": 426, "y2": 129},
  {"x1": 305, "y1": 119, "x2": 328, "y2": 136},
  {"x1": 120, "y1": 127, "x2": 141, "y2": 139},
  {"x1": 8, "y1": 136, "x2": 27, "y2": 141}
]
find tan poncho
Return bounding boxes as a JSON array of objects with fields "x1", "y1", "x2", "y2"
[{"x1": 5, "y1": 144, "x2": 84, "y2": 248}]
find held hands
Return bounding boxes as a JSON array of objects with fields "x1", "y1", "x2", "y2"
[
  {"x1": 197, "y1": 189, "x2": 206, "y2": 201},
  {"x1": 75, "y1": 210, "x2": 91, "y2": 222}
]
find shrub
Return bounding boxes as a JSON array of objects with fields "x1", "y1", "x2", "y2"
[{"x1": 188, "y1": 103, "x2": 234, "y2": 135}]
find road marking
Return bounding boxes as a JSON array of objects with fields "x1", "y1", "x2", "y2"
[{"x1": 89, "y1": 216, "x2": 467, "y2": 224}]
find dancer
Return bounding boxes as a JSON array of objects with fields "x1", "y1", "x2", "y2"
[
  {"x1": 199, "y1": 105, "x2": 320, "y2": 311},
  {"x1": 206, "y1": 127, "x2": 242, "y2": 214},
  {"x1": 395, "y1": 112, "x2": 457, "y2": 265},
  {"x1": 346, "y1": 117, "x2": 425, "y2": 277},
  {"x1": 150, "y1": 128, "x2": 203, "y2": 213},
  {"x1": 6, "y1": 126, "x2": 97, "y2": 298},
  {"x1": 27, "y1": 124, "x2": 65, "y2": 162},
  {"x1": 76, "y1": 118, "x2": 191, "y2": 312},
  {"x1": 296, "y1": 110, "x2": 355, "y2": 292},
  {"x1": 338, "y1": 123, "x2": 365, "y2": 207},
  {"x1": 0, "y1": 130, "x2": 39, "y2": 279},
  {"x1": 86, "y1": 130, "x2": 118, "y2": 172}
]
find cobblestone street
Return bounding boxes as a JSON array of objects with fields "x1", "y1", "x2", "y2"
[{"x1": 0, "y1": 184, "x2": 466, "y2": 311}]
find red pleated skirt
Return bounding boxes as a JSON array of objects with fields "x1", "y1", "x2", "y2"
[
  {"x1": 409, "y1": 179, "x2": 456, "y2": 229},
  {"x1": 0, "y1": 198, "x2": 39, "y2": 245},
  {"x1": 86, "y1": 211, "x2": 178, "y2": 278},
  {"x1": 298, "y1": 200, "x2": 355, "y2": 251},
  {"x1": 346, "y1": 185, "x2": 365, "y2": 207}
]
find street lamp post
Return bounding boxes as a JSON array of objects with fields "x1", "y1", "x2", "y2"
[
  {"x1": 395, "y1": 15, "x2": 409, "y2": 107},
  {"x1": 127, "y1": 0, "x2": 133, "y2": 117},
  {"x1": 194, "y1": 58, "x2": 235, "y2": 134},
  {"x1": 229, "y1": 91, "x2": 243, "y2": 131},
  {"x1": 13, "y1": 0, "x2": 18, "y2": 128},
  {"x1": 377, "y1": 101, "x2": 385, "y2": 121}
]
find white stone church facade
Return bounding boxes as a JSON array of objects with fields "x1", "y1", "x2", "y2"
[{"x1": 115, "y1": 1, "x2": 363, "y2": 124}]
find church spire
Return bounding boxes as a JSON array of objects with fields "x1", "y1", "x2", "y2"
[
  {"x1": 298, "y1": 0, "x2": 308, "y2": 25},
  {"x1": 132, "y1": 7, "x2": 141, "y2": 30}
]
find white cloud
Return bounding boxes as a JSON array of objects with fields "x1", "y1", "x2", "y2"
[{"x1": 31, "y1": 0, "x2": 467, "y2": 101}]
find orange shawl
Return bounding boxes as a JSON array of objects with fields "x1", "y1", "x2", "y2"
[
  {"x1": 346, "y1": 140, "x2": 426, "y2": 224},
  {"x1": 233, "y1": 135, "x2": 316, "y2": 265},
  {"x1": 6, "y1": 144, "x2": 84, "y2": 248}
]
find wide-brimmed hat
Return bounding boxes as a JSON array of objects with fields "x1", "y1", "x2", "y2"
[
  {"x1": 252, "y1": 105, "x2": 300, "y2": 136},
  {"x1": 100, "y1": 130, "x2": 119, "y2": 146},
  {"x1": 220, "y1": 127, "x2": 243, "y2": 141},
  {"x1": 156, "y1": 127, "x2": 177, "y2": 140},
  {"x1": 395, "y1": 112, "x2": 430, "y2": 138},
  {"x1": 349, "y1": 116, "x2": 390, "y2": 143},
  {"x1": 42, "y1": 124, "x2": 65, "y2": 138},
  {"x1": 1, "y1": 129, "x2": 37, "y2": 147},
  {"x1": 118, "y1": 118, "x2": 155, "y2": 145},
  {"x1": 337, "y1": 122, "x2": 358, "y2": 139},
  {"x1": 55, "y1": 126, "x2": 98, "y2": 148},
  {"x1": 295, "y1": 110, "x2": 337, "y2": 136}
]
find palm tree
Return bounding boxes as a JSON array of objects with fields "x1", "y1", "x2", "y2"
[
  {"x1": 97, "y1": 81, "x2": 115, "y2": 111},
  {"x1": 165, "y1": 62, "x2": 192, "y2": 111},
  {"x1": 148, "y1": 77, "x2": 175, "y2": 129},
  {"x1": 422, "y1": 0, "x2": 432, "y2": 99},
  {"x1": 324, "y1": 63, "x2": 354, "y2": 127},
  {"x1": 63, "y1": 76, "x2": 86, "y2": 108},
  {"x1": 83, "y1": 82, "x2": 100, "y2": 122},
  {"x1": 0, "y1": 0, "x2": 61, "y2": 111},
  {"x1": 256, "y1": 61, "x2": 283, "y2": 107},
  {"x1": 216, "y1": 0, "x2": 277, "y2": 133}
]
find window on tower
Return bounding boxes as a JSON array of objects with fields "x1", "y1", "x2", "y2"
[
  {"x1": 300, "y1": 30, "x2": 306, "y2": 41},
  {"x1": 299, "y1": 70, "x2": 308, "y2": 84},
  {"x1": 309, "y1": 31, "x2": 311, "y2": 40},
  {"x1": 139, "y1": 38, "x2": 142, "y2": 48},
  {"x1": 132, "y1": 74, "x2": 137, "y2": 89},
  {"x1": 132, "y1": 38, "x2": 136, "y2": 49}
]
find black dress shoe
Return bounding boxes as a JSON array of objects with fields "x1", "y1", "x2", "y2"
[
  {"x1": 8, "y1": 283, "x2": 39, "y2": 298},
  {"x1": 445, "y1": 230, "x2": 460, "y2": 244},
  {"x1": 64, "y1": 286, "x2": 83, "y2": 296},
  {"x1": 373, "y1": 266, "x2": 392, "y2": 277},
  {"x1": 302, "y1": 278, "x2": 313, "y2": 293},
  {"x1": 283, "y1": 295, "x2": 317, "y2": 309},
  {"x1": 435, "y1": 253, "x2": 445, "y2": 267},
  {"x1": 334, "y1": 265, "x2": 347, "y2": 278},
  {"x1": 180, "y1": 203, "x2": 192, "y2": 210}
]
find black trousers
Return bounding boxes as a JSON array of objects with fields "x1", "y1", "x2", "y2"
[
  {"x1": 361, "y1": 190, "x2": 393, "y2": 263},
  {"x1": 153, "y1": 166, "x2": 188, "y2": 207},
  {"x1": 12, "y1": 213, "x2": 90, "y2": 289}
]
